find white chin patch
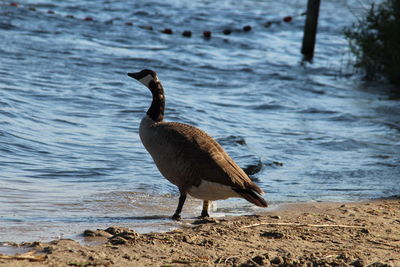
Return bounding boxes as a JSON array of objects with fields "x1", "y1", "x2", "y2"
[{"x1": 139, "y1": 74, "x2": 156, "y2": 88}]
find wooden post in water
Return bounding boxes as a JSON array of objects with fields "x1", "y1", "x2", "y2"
[{"x1": 301, "y1": 0, "x2": 321, "y2": 62}]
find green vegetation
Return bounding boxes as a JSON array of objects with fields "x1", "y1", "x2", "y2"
[{"x1": 344, "y1": 0, "x2": 400, "y2": 87}]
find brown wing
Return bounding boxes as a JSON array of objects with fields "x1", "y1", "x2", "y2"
[{"x1": 154, "y1": 122, "x2": 262, "y2": 191}]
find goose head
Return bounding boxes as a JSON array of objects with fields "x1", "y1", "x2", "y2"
[{"x1": 128, "y1": 69, "x2": 159, "y2": 89}]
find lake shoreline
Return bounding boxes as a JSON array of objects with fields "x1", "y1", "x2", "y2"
[{"x1": 1, "y1": 197, "x2": 399, "y2": 266}]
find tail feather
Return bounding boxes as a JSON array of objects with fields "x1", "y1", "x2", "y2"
[{"x1": 233, "y1": 188, "x2": 268, "y2": 207}]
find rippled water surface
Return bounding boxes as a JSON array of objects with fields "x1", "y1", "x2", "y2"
[{"x1": 1, "y1": 0, "x2": 399, "y2": 242}]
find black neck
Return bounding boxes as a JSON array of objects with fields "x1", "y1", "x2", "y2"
[{"x1": 147, "y1": 80, "x2": 165, "y2": 122}]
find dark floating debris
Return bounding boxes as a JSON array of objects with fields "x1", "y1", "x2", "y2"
[
  {"x1": 161, "y1": 28, "x2": 173, "y2": 34},
  {"x1": 264, "y1": 21, "x2": 272, "y2": 28},
  {"x1": 203, "y1": 31, "x2": 212, "y2": 38},
  {"x1": 283, "y1": 16, "x2": 292, "y2": 22},
  {"x1": 139, "y1": 25, "x2": 153, "y2": 30},
  {"x1": 243, "y1": 25, "x2": 252, "y2": 32},
  {"x1": 218, "y1": 135, "x2": 246, "y2": 146},
  {"x1": 223, "y1": 29, "x2": 232, "y2": 35},
  {"x1": 182, "y1": 30, "x2": 192, "y2": 37},
  {"x1": 243, "y1": 160, "x2": 263, "y2": 176},
  {"x1": 6, "y1": 2, "x2": 302, "y2": 40}
]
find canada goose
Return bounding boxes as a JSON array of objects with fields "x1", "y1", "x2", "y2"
[{"x1": 128, "y1": 69, "x2": 268, "y2": 219}]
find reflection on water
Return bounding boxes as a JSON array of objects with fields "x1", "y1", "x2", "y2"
[{"x1": 0, "y1": 0, "x2": 399, "y2": 242}]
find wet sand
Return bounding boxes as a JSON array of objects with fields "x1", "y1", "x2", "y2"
[{"x1": 1, "y1": 197, "x2": 399, "y2": 266}]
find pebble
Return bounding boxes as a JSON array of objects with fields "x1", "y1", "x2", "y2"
[
  {"x1": 270, "y1": 256, "x2": 283, "y2": 265},
  {"x1": 109, "y1": 236, "x2": 127, "y2": 245},
  {"x1": 261, "y1": 231, "x2": 284, "y2": 239},
  {"x1": 83, "y1": 229, "x2": 112, "y2": 238},
  {"x1": 270, "y1": 215, "x2": 281, "y2": 219},
  {"x1": 252, "y1": 255, "x2": 267, "y2": 265},
  {"x1": 352, "y1": 258, "x2": 366, "y2": 267}
]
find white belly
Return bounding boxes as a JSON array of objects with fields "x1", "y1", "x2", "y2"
[{"x1": 188, "y1": 180, "x2": 240, "y2": 201}]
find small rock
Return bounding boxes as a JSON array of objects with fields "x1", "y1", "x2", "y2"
[
  {"x1": 123, "y1": 254, "x2": 132, "y2": 260},
  {"x1": 252, "y1": 255, "x2": 266, "y2": 265},
  {"x1": 28, "y1": 241, "x2": 41, "y2": 248},
  {"x1": 182, "y1": 235, "x2": 193, "y2": 244},
  {"x1": 109, "y1": 236, "x2": 127, "y2": 245},
  {"x1": 192, "y1": 218, "x2": 218, "y2": 224},
  {"x1": 239, "y1": 262, "x2": 257, "y2": 267},
  {"x1": 261, "y1": 231, "x2": 284, "y2": 239},
  {"x1": 42, "y1": 246, "x2": 54, "y2": 254},
  {"x1": 83, "y1": 229, "x2": 113, "y2": 238},
  {"x1": 351, "y1": 258, "x2": 365, "y2": 267},
  {"x1": 368, "y1": 263, "x2": 391, "y2": 267},
  {"x1": 83, "y1": 230, "x2": 96, "y2": 237},
  {"x1": 105, "y1": 226, "x2": 137, "y2": 237},
  {"x1": 105, "y1": 226, "x2": 126, "y2": 235},
  {"x1": 270, "y1": 215, "x2": 281, "y2": 219},
  {"x1": 198, "y1": 239, "x2": 213, "y2": 247},
  {"x1": 117, "y1": 231, "x2": 138, "y2": 240},
  {"x1": 270, "y1": 256, "x2": 283, "y2": 265},
  {"x1": 283, "y1": 256, "x2": 295, "y2": 266}
]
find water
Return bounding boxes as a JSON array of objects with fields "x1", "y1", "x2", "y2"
[{"x1": 0, "y1": 0, "x2": 399, "y2": 243}]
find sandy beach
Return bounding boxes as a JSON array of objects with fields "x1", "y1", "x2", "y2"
[{"x1": 1, "y1": 197, "x2": 399, "y2": 267}]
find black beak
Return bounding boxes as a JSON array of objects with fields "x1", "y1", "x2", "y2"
[{"x1": 127, "y1": 72, "x2": 140, "y2": 80}]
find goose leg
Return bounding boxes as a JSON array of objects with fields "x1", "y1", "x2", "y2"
[
  {"x1": 200, "y1": 200, "x2": 211, "y2": 218},
  {"x1": 172, "y1": 193, "x2": 187, "y2": 220}
]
